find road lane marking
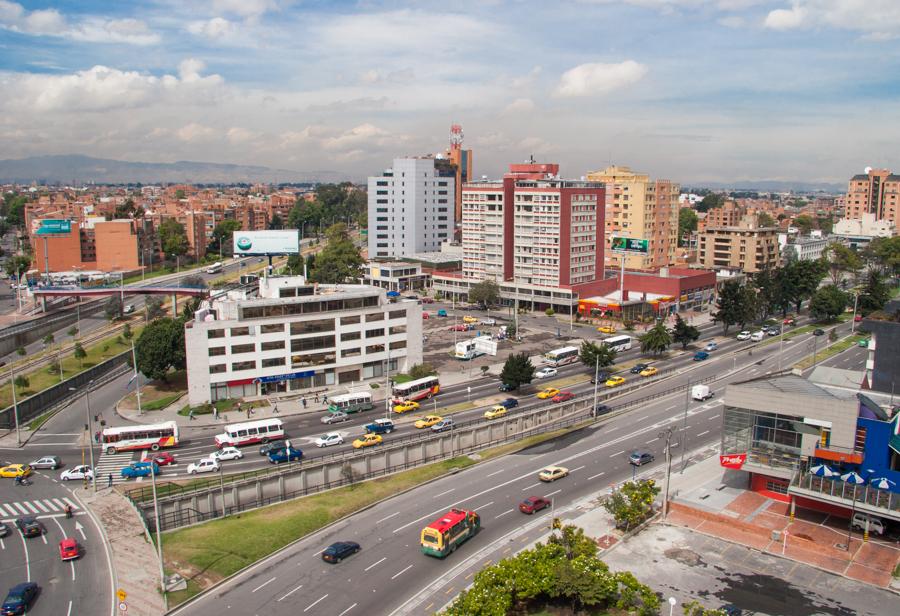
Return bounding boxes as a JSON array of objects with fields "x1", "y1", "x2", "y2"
[
  {"x1": 62, "y1": 497, "x2": 78, "y2": 510},
  {"x1": 338, "y1": 603, "x2": 358, "y2": 616},
  {"x1": 665, "y1": 405, "x2": 677, "y2": 411},
  {"x1": 544, "y1": 489, "x2": 561, "y2": 497},
  {"x1": 433, "y1": 488, "x2": 455, "y2": 499},
  {"x1": 364, "y1": 557, "x2": 387, "y2": 571},
  {"x1": 391, "y1": 564, "x2": 413, "y2": 580},
  {"x1": 23, "y1": 502, "x2": 39, "y2": 514},
  {"x1": 32, "y1": 500, "x2": 50, "y2": 513},
  {"x1": 610, "y1": 450, "x2": 624, "y2": 457},
  {"x1": 570, "y1": 466, "x2": 585, "y2": 472},
  {"x1": 521, "y1": 482, "x2": 540, "y2": 491},
  {"x1": 277, "y1": 584, "x2": 303, "y2": 602},
  {"x1": 19, "y1": 526, "x2": 30, "y2": 580},
  {"x1": 587, "y1": 472, "x2": 605, "y2": 480},
  {"x1": 444, "y1": 586, "x2": 455, "y2": 595},
  {"x1": 646, "y1": 439, "x2": 656, "y2": 444},
  {"x1": 376, "y1": 512, "x2": 399, "y2": 524},
  {"x1": 51, "y1": 498, "x2": 67, "y2": 510},
  {"x1": 304, "y1": 594, "x2": 329, "y2": 612},
  {"x1": 40, "y1": 533, "x2": 47, "y2": 545},
  {"x1": 696, "y1": 430, "x2": 710, "y2": 437},
  {"x1": 495, "y1": 508, "x2": 514, "y2": 519},
  {"x1": 67, "y1": 600, "x2": 72, "y2": 616},
  {"x1": 472, "y1": 501, "x2": 494, "y2": 510},
  {"x1": 252, "y1": 576, "x2": 276, "y2": 593},
  {"x1": 486, "y1": 469, "x2": 505, "y2": 477}
]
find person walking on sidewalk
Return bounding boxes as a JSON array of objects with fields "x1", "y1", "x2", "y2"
[
  {"x1": 188, "y1": 409, "x2": 196, "y2": 421},
  {"x1": 272, "y1": 404, "x2": 279, "y2": 415},
  {"x1": 107, "y1": 473, "x2": 113, "y2": 489},
  {"x1": 314, "y1": 392, "x2": 319, "y2": 403},
  {"x1": 302, "y1": 398, "x2": 307, "y2": 409},
  {"x1": 213, "y1": 407, "x2": 219, "y2": 420}
]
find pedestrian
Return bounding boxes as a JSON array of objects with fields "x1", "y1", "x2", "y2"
[
  {"x1": 302, "y1": 398, "x2": 307, "y2": 409},
  {"x1": 107, "y1": 473, "x2": 113, "y2": 488},
  {"x1": 213, "y1": 407, "x2": 219, "y2": 420},
  {"x1": 314, "y1": 392, "x2": 319, "y2": 403},
  {"x1": 189, "y1": 409, "x2": 195, "y2": 421},
  {"x1": 246, "y1": 408, "x2": 251, "y2": 420},
  {"x1": 323, "y1": 394, "x2": 328, "y2": 404},
  {"x1": 94, "y1": 431, "x2": 101, "y2": 443},
  {"x1": 273, "y1": 404, "x2": 279, "y2": 415}
]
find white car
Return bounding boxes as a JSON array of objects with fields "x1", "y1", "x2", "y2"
[
  {"x1": 534, "y1": 367, "x2": 558, "y2": 379},
  {"x1": 186, "y1": 458, "x2": 220, "y2": 475},
  {"x1": 480, "y1": 318, "x2": 497, "y2": 326},
  {"x1": 210, "y1": 447, "x2": 243, "y2": 462},
  {"x1": 736, "y1": 331, "x2": 751, "y2": 341},
  {"x1": 60, "y1": 465, "x2": 93, "y2": 481},
  {"x1": 315, "y1": 432, "x2": 344, "y2": 448}
]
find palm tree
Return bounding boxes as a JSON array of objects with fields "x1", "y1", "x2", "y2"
[{"x1": 639, "y1": 321, "x2": 672, "y2": 356}]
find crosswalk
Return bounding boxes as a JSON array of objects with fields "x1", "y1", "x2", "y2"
[
  {"x1": 0, "y1": 497, "x2": 80, "y2": 520},
  {"x1": 93, "y1": 451, "x2": 138, "y2": 485}
]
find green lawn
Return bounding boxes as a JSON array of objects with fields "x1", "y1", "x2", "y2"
[{"x1": 794, "y1": 334, "x2": 868, "y2": 370}]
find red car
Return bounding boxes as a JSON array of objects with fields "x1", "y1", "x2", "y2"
[
  {"x1": 783, "y1": 317, "x2": 795, "y2": 325},
  {"x1": 854, "y1": 314, "x2": 863, "y2": 322},
  {"x1": 59, "y1": 537, "x2": 80, "y2": 561},
  {"x1": 448, "y1": 324, "x2": 468, "y2": 332},
  {"x1": 551, "y1": 391, "x2": 575, "y2": 403},
  {"x1": 147, "y1": 452, "x2": 176, "y2": 466},
  {"x1": 421, "y1": 297, "x2": 434, "y2": 304},
  {"x1": 519, "y1": 496, "x2": 551, "y2": 514}
]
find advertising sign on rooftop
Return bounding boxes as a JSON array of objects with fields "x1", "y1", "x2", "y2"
[
  {"x1": 35, "y1": 219, "x2": 72, "y2": 235},
  {"x1": 233, "y1": 230, "x2": 300, "y2": 256},
  {"x1": 610, "y1": 236, "x2": 649, "y2": 255}
]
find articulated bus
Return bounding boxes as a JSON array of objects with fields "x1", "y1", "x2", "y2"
[
  {"x1": 392, "y1": 376, "x2": 440, "y2": 402},
  {"x1": 327, "y1": 392, "x2": 375, "y2": 414},
  {"x1": 214, "y1": 418, "x2": 284, "y2": 448},
  {"x1": 421, "y1": 508, "x2": 481, "y2": 558},
  {"x1": 601, "y1": 335, "x2": 633, "y2": 352},
  {"x1": 101, "y1": 421, "x2": 179, "y2": 455},
  {"x1": 543, "y1": 346, "x2": 580, "y2": 367}
]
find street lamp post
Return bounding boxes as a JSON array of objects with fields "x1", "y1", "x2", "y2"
[
  {"x1": 9, "y1": 365, "x2": 21, "y2": 445},
  {"x1": 131, "y1": 339, "x2": 143, "y2": 416},
  {"x1": 149, "y1": 461, "x2": 167, "y2": 609},
  {"x1": 851, "y1": 292, "x2": 860, "y2": 334},
  {"x1": 660, "y1": 428, "x2": 675, "y2": 518},
  {"x1": 679, "y1": 381, "x2": 691, "y2": 473},
  {"x1": 85, "y1": 380, "x2": 97, "y2": 494},
  {"x1": 591, "y1": 355, "x2": 600, "y2": 419}
]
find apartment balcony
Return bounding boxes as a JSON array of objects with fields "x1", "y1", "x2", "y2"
[
  {"x1": 790, "y1": 472, "x2": 900, "y2": 522},
  {"x1": 813, "y1": 443, "x2": 864, "y2": 465}
]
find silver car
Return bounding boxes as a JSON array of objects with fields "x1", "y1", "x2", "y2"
[
  {"x1": 29, "y1": 456, "x2": 61, "y2": 470},
  {"x1": 321, "y1": 411, "x2": 350, "y2": 425}
]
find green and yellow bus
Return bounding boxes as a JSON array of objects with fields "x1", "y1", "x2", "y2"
[
  {"x1": 420, "y1": 508, "x2": 480, "y2": 558},
  {"x1": 327, "y1": 392, "x2": 375, "y2": 414}
]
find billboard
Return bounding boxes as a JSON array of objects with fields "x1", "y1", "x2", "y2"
[
  {"x1": 233, "y1": 230, "x2": 300, "y2": 256},
  {"x1": 34, "y1": 219, "x2": 72, "y2": 235},
  {"x1": 610, "y1": 236, "x2": 649, "y2": 255}
]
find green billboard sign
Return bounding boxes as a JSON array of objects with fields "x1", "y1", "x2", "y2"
[
  {"x1": 610, "y1": 236, "x2": 649, "y2": 255},
  {"x1": 35, "y1": 219, "x2": 72, "y2": 235}
]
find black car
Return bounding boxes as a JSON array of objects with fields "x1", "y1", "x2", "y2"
[
  {"x1": 812, "y1": 328, "x2": 825, "y2": 336},
  {"x1": 258, "y1": 440, "x2": 287, "y2": 456},
  {"x1": 722, "y1": 606, "x2": 742, "y2": 616},
  {"x1": 589, "y1": 371, "x2": 610, "y2": 384},
  {"x1": 321, "y1": 541, "x2": 360, "y2": 563},
  {"x1": 630, "y1": 364, "x2": 649, "y2": 375},
  {"x1": 595, "y1": 404, "x2": 611, "y2": 415},
  {"x1": 14, "y1": 517, "x2": 42, "y2": 539},
  {"x1": 0, "y1": 522, "x2": 8, "y2": 538},
  {"x1": 2, "y1": 582, "x2": 38, "y2": 615},
  {"x1": 498, "y1": 383, "x2": 517, "y2": 392}
]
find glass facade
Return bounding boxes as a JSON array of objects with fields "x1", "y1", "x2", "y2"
[{"x1": 722, "y1": 406, "x2": 805, "y2": 471}]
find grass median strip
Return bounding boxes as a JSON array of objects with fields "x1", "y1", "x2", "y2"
[{"x1": 794, "y1": 334, "x2": 868, "y2": 370}]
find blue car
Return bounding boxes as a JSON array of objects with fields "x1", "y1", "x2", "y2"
[
  {"x1": 120, "y1": 461, "x2": 159, "y2": 479},
  {"x1": 268, "y1": 447, "x2": 303, "y2": 464},
  {"x1": 2, "y1": 582, "x2": 38, "y2": 615},
  {"x1": 693, "y1": 351, "x2": 710, "y2": 361},
  {"x1": 498, "y1": 398, "x2": 519, "y2": 409}
]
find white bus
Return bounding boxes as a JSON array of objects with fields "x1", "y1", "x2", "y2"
[
  {"x1": 215, "y1": 418, "x2": 284, "y2": 448},
  {"x1": 544, "y1": 346, "x2": 580, "y2": 367},
  {"x1": 454, "y1": 340, "x2": 484, "y2": 361},
  {"x1": 206, "y1": 261, "x2": 223, "y2": 274},
  {"x1": 601, "y1": 335, "x2": 633, "y2": 352},
  {"x1": 101, "y1": 421, "x2": 179, "y2": 455},
  {"x1": 392, "y1": 376, "x2": 440, "y2": 402},
  {"x1": 327, "y1": 392, "x2": 375, "y2": 414}
]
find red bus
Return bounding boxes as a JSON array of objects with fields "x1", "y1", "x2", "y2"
[
  {"x1": 101, "y1": 421, "x2": 179, "y2": 455},
  {"x1": 420, "y1": 508, "x2": 480, "y2": 558},
  {"x1": 392, "y1": 376, "x2": 440, "y2": 403}
]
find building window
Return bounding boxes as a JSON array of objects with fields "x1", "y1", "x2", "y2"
[
  {"x1": 366, "y1": 312, "x2": 385, "y2": 322},
  {"x1": 290, "y1": 319, "x2": 335, "y2": 335},
  {"x1": 209, "y1": 347, "x2": 226, "y2": 357},
  {"x1": 366, "y1": 328, "x2": 385, "y2": 338},
  {"x1": 261, "y1": 323, "x2": 284, "y2": 334},
  {"x1": 208, "y1": 329, "x2": 225, "y2": 339},
  {"x1": 232, "y1": 360, "x2": 256, "y2": 372},
  {"x1": 290, "y1": 335, "x2": 336, "y2": 352},
  {"x1": 342, "y1": 347, "x2": 361, "y2": 357},
  {"x1": 210, "y1": 364, "x2": 226, "y2": 374},
  {"x1": 291, "y1": 351, "x2": 336, "y2": 368},
  {"x1": 389, "y1": 309, "x2": 406, "y2": 319},
  {"x1": 389, "y1": 325, "x2": 406, "y2": 335},
  {"x1": 341, "y1": 331, "x2": 361, "y2": 342},
  {"x1": 231, "y1": 344, "x2": 255, "y2": 354},
  {"x1": 230, "y1": 327, "x2": 250, "y2": 337},
  {"x1": 390, "y1": 340, "x2": 407, "y2": 350},
  {"x1": 341, "y1": 315, "x2": 361, "y2": 325},
  {"x1": 262, "y1": 357, "x2": 286, "y2": 368},
  {"x1": 261, "y1": 340, "x2": 285, "y2": 351},
  {"x1": 366, "y1": 343, "x2": 385, "y2": 354},
  {"x1": 339, "y1": 370, "x2": 360, "y2": 384}
]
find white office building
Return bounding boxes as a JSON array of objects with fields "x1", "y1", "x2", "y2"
[
  {"x1": 368, "y1": 157, "x2": 456, "y2": 259},
  {"x1": 185, "y1": 276, "x2": 423, "y2": 405}
]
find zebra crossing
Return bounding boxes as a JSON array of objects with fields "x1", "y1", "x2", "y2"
[
  {"x1": 0, "y1": 496, "x2": 80, "y2": 520},
  {"x1": 93, "y1": 451, "x2": 138, "y2": 484}
]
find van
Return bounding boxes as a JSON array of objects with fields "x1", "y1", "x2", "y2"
[
  {"x1": 692, "y1": 384, "x2": 713, "y2": 401},
  {"x1": 851, "y1": 513, "x2": 885, "y2": 535},
  {"x1": 750, "y1": 331, "x2": 764, "y2": 342}
]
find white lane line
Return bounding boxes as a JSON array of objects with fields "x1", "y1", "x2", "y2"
[
  {"x1": 2, "y1": 504, "x2": 17, "y2": 516},
  {"x1": 646, "y1": 439, "x2": 657, "y2": 444},
  {"x1": 41, "y1": 533, "x2": 47, "y2": 545},
  {"x1": 338, "y1": 603, "x2": 358, "y2": 616},
  {"x1": 521, "y1": 482, "x2": 540, "y2": 491},
  {"x1": 432, "y1": 488, "x2": 455, "y2": 499},
  {"x1": 495, "y1": 508, "x2": 514, "y2": 519},
  {"x1": 570, "y1": 466, "x2": 585, "y2": 473},
  {"x1": 636, "y1": 416, "x2": 649, "y2": 421},
  {"x1": 665, "y1": 405, "x2": 677, "y2": 411},
  {"x1": 375, "y1": 512, "x2": 399, "y2": 524},
  {"x1": 51, "y1": 498, "x2": 67, "y2": 510},
  {"x1": 304, "y1": 594, "x2": 329, "y2": 612},
  {"x1": 609, "y1": 450, "x2": 624, "y2": 458},
  {"x1": 62, "y1": 497, "x2": 79, "y2": 510},
  {"x1": 485, "y1": 469, "x2": 505, "y2": 478},
  {"x1": 473, "y1": 501, "x2": 494, "y2": 510},
  {"x1": 252, "y1": 576, "x2": 276, "y2": 593},
  {"x1": 708, "y1": 415, "x2": 719, "y2": 421},
  {"x1": 391, "y1": 565, "x2": 413, "y2": 580},
  {"x1": 364, "y1": 557, "x2": 387, "y2": 572},
  {"x1": 23, "y1": 502, "x2": 40, "y2": 514},
  {"x1": 32, "y1": 500, "x2": 50, "y2": 513},
  {"x1": 544, "y1": 489, "x2": 561, "y2": 498},
  {"x1": 19, "y1": 527, "x2": 30, "y2": 580},
  {"x1": 587, "y1": 471, "x2": 605, "y2": 480},
  {"x1": 67, "y1": 600, "x2": 72, "y2": 616},
  {"x1": 696, "y1": 430, "x2": 710, "y2": 437},
  {"x1": 277, "y1": 584, "x2": 303, "y2": 602}
]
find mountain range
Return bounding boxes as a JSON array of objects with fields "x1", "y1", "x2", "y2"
[{"x1": 0, "y1": 155, "x2": 347, "y2": 185}]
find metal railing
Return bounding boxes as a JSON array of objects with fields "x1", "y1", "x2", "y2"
[{"x1": 791, "y1": 472, "x2": 900, "y2": 514}]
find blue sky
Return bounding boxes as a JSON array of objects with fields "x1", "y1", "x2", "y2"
[{"x1": 1, "y1": 0, "x2": 899, "y2": 184}]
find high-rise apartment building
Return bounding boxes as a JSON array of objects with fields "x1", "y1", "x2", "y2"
[
  {"x1": 585, "y1": 165, "x2": 680, "y2": 270},
  {"x1": 697, "y1": 214, "x2": 780, "y2": 273},
  {"x1": 367, "y1": 157, "x2": 456, "y2": 259},
  {"x1": 845, "y1": 167, "x2": 900, "y2": 224},
  {"x1": 461, "y1": 162, "x2": 605, "y2": 289}
]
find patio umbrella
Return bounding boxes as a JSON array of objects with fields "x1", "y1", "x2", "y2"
[
  {"x1": 869, "y1": 477, "x2": 897, "y2": 490},
  {"x1": 386, "y1": 291, "x2": 400, "y2": 297},
  {"x1": 840, "y1": 471, "x2": 866, "y2": 485},
  {"x1": 809, "y1": 464, "x2": 838, "y2": 477}
]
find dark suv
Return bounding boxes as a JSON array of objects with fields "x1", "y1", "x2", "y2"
[
  {"x1": 498, "y1": 398, "x2": 519, "y2": 409},
  {"x1": 321, "y1": 541, "x2": 361, "y2": 563},
  {"x1": 14, "y1": 517, "x2": 42, "y2": 539},
  {"x1": 589, "y1": 372, "x2": 610, "y2": 384},
  {"x1": 630, "y1": 364, "x2": 649, "y2": 375},
  {"x1": 258, "y1": 440, "x2": 287, "y2": 456}
]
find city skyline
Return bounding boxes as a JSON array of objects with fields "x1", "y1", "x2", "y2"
[{"x1": 1, "y1": 1, "x2": 899, "y2": 184}]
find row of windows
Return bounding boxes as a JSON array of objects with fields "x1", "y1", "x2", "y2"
[{"x1": 238, "y1": 296, "x2": 379, "y2": 320}]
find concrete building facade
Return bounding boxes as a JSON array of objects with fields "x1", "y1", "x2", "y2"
[
  {"x1": 845, "y1": 168, "x2": 900, "y2": 223},
  {"x1": 367, "y1": 157, "x2": 456, "y2": 259},
  {"x1": 31, "y1": 218, "x2": 143, "y2": 273},
  {"x1": 697, "y1": 214, "x2": 780, "y2": 273}
]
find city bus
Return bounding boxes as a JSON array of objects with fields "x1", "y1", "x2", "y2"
[
  {"x1": 601, "y1": 335, "x2": 633, "y2": 352},
  {"x1": 421, "y1": 508, "x2": 481, "y2": 558},
  {"x1": 101, "y1": 421, "x2": 179, "y2": 455},
  {"x1": 206, "y1": 261, "x2": 223, "y2": 274},
  {"x1": 214, "y1": 418, "x2": 284, "y2": 448},
  {"x1": 392, "y1": 376, "x2": 440, "y2": 402},
  {"x1": 327, "y1": 392, "x2": 375, "y2": 414},
  {"x1": 544, "y1": 346, "x2": 580, "y2": 367}
]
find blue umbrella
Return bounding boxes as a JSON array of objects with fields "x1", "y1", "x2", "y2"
[
  {"x1": 869, "y1": 477, "x2": 896, "y2": 490},
  {"x1": 840, "y1": 471, "x2": 866, "y2": 485},
  {"x1": 386, "y1": 291, "x2": 400, "y2": 297},
  {"x1": 809, "y1": 464, "x2": 838, "y2": 477}
]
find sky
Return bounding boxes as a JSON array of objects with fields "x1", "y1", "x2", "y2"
[{"x1": 1, "y1": 0, "x2": 899, "y2": 185}]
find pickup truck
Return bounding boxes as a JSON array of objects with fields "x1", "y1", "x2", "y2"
[{"x1": 364, "y1": 418, "x2": 395, "y2": 434}]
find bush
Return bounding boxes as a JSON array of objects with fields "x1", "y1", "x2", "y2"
[
  {"x1": 408, "y1": 362, "x2": 437, "y2": 379},
  {"x1": 545, "y1": 308, "x2": 555, "y2": 316}
]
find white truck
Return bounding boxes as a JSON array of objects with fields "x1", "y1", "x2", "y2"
[{"x1": 692, "y1": 384, "x2": 714, "y2": 401}]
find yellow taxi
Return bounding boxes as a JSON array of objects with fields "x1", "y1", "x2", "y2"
[
  {"x1": 639, "y1": 366, "x2": 658, "y2": 377},
  {"x1": 484, "y1": 406, "x2": 508, "y2": 420},
  {"x1": 0, "y1": 464, "x2": 32, "y2": 478},
  {"x1": 414, "y1": 415, "x2": 443, "y2": 429},
  {"x1": 462, "y1": 316, "x2": 478, "y2": 324},
  {"x1": 538, "y1": 466, "x2": 569, "y2": 482},
  {"x1": 352, "y1": 434, "x2": 383, "y2": 449},
  {"x1": 536, "y1": 387, "x2": 561, "y2": 399},
  {"x1": 605, "y1": 376, "x2": 626, "y2": 388},
  {"x1": 597, "y1": 325, "x2": 617, "y2": 334},
  {"x1": 393, "y1": 400, "x2": 420, "y2": 414}
]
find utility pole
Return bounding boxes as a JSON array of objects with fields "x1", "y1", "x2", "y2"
[
  {"x1": 851, "y1": 292, "x2": 860, "y2": 334},
  {"x1": 679, "y1": 380, "x2": 690, "y2": 473},
  {"x1": 85, "y1": 381, "x2": 97, "y2": 494},
  {"x1": 10, "y1": 365, "x2": 21, "y2": 446},
  {"x1": 132, "y1": 339, "x2": 143, "y2": 416},
  {"x1": 150, "y1": 464, "x2": 167, "y2": 610},
  {"x1": 778, "y1": 319, "x2": 785, "y2": 372},
  {"x1": 660, "y1": 428, "x2": 674, "y2": 519},
  {"x1": 591, "y1": 354, "x2": 600, "y2": 419}
]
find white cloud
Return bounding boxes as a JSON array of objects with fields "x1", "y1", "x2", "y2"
[
  {"x1": 764, "y1": 4, "x2": 808, "y2": 29},
  {"x1": 554, "y1": 60, "x2": 648, "y2": 98},
  {"x1": 187, "y1": 17, "x2": 236, "y2": 39},
  {"x1": 177, "y1": 123, "x2": 216, "y2": 142},
  {"x1": 717, "y1": 15, "x2": 746, "y2": 28},
  {"x1": 0, "y1": 1, "x2": 159, "y2": 45},
  {"x1": 503, "y1": 98, "x2": 536, "y2": 114},
  {"x1": 212, "y1": 0, "x2": 276, "y2": 19},
  {"x1": 226, "y1": 127, "x2": 259, "y2": 144},
  {"x1": 763, "y1": 1, "x2": 900, "y2": 38},
  {"x1": 322, "y1": 124, "x2": 391, "y2": 151},
  {"x1": 358, "y1": 68, "x2": 415, "y2": 85}
]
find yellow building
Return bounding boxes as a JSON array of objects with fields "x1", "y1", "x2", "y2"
[{"x1": 586, "y1": 165, "x2": 679, "y2": 270}]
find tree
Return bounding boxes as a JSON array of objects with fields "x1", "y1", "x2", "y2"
[
  {"x1": 579, "y1": 341, "x2": 616, "y2": 370},
  {"x1": 43, "y1": 333, "x2": 54, "y2": 346},
  {"x1": 114, "y1": 198, "x2": 143, "y2": 219},
  {"x1": 683, "y1": 600, "x2": 729, "y2": 616},
  {"x1": 269, "y1": 213, "x2": 283, "y2": 230},
  {"x1": 714, "y1": 279, "x2": 746, "y2": 333},
  {"x1": 407, "y1": 362, "x2": 437, "y2": 380},
  {"x1": 792, "y1": 214, "x2": 814, "y2": 235},
  {"x1": 145, "y1": 296, "x2": 166, "y2": 321},
  {"x1": 158, "y1": 219, "x2": 189, "y2": 260},
  {"x1": 135, "y1": 317, "x2": 186, "y2": 381},
  {"x1": 857, "y1": 269, "x2": 891, "y2": 315},
  {"x1": 309, "y1": 223, "x2": 364, "y2": 283},
  {"x1": 13, "y1": 375, "x2": 29, "y2": 391},
  {"x1": 671, "y1": 314, "x2": 700, "y2": 349},
  {"x1": 864, "y1": 236, "x2": 900, "y2": 276},
  {"x1": 499, "y1": 352, "x2": 535, "y2": 389},
  {"x1": 73, "y1": 342, "x2": 87, "y2": 368},
  {"x1": 678, "y1": 208, "x2": 698, "y2": 246},
  {"x1": 695, "y1": 193, "x2": 725, "y2": 213},
  {"x1": 810, "y1": 284, "x2": 848, "y2": 321},
  {"x1": 210, "y1": 219, "x2": 242, "y2": 256},
  {"x1": 16, "y1": 346, "x2": 25, "y2": 356},
  {"x1": 67, "y1": 326, "x2": 78, "y2": 338},
  {"x1": 504, "y1": 320, "x2": 516, "y2": 338},
  {"x1": 757, "y1": 211, "x2": 776, "y2": 227},
  {"x1": 105, "y1": 296, "x2": 123, "y2": 321},
  {"x1": 5, "y1": 255, "x2": 31, "y2": 278},
  {"x1": 468, "y1": 279, "x2": 500, "y2": 307},
  {"x1": 817, "y1": 215, "x2": 834, "y2": 235},
  {"x1": 639, "y1": 321, "x2": 672, "y2": 356},
  {"x1": 602, "y1": 479, "x2": 660, "y2": 532},
  {"x1": 823, "y1": 242, "x2": 862, "y2": 286},
  {"x1": 174, "y1": 189, "x2": 186, "y2": 200},
  {"x1": 792, "y1": 259, "x2": 828, "y2": 313},
  {"x1": 122, "y1": 323, "x2": 133, "y2": 340}
]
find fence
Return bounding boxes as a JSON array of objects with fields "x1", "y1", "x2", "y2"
[{"x1": 792, "y1": 472, "x2": 900, "y2": 514}]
